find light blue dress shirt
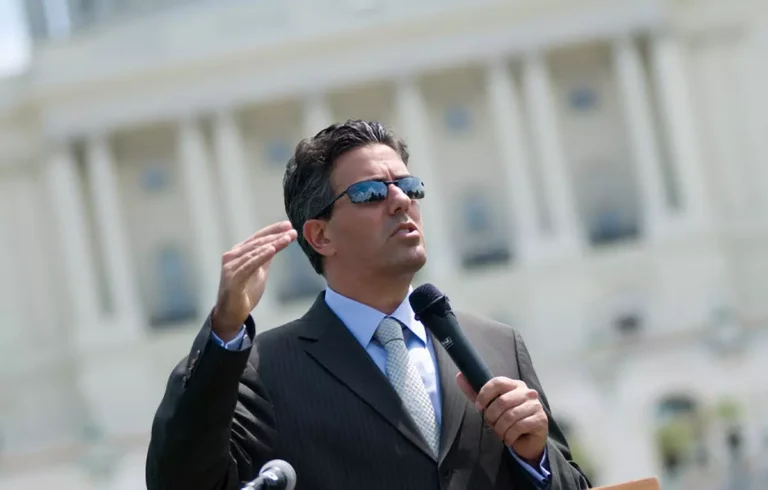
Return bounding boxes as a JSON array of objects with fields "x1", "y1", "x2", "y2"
[{"x1": 211, "y1": 287, "x2": 551, "y2": 486}]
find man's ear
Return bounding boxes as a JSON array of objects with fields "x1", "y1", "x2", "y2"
[{"x1": 303, "y1": 219, "x2": 336, "y2": 259}]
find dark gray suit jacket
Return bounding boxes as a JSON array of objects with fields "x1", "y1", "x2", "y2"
[{"x1": 146, "y1": 293, "x2": 591, "y2": 490}]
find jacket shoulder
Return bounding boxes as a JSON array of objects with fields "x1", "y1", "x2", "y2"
[{"x1": 454, "y1": 310, "x2": 520, "y2": 340}]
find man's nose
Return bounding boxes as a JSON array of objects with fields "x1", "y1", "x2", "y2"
[{"x1": 387, "y1": 183, "x2": 411, "y2": 213}]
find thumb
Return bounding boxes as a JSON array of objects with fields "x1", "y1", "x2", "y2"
[{"x1": 455, "y1": 372, "x2": 478, "y2": 403}]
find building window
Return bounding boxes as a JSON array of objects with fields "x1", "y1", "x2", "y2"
[
  {"x1": 264, "y1": 139, "x2": 293, "y2": 168},
  {"x1": 568, "y1": 86, "x2": 599, "y2": 112},
  {"x1": 603, "y1": 292, "x2": 645, "y2": 340},
  {"x1": 150, "y1": 246, "x2": 197, "y2": 327},
  {"x1": 579, "y1": 163, "x2": 641, "y2": 246},
  {"x1": 653, "y1": 394, "x2": 709, "y2": 484},
  {"x1": 459, "y1": 193, "x2": 510, "y2": 268},
  {"x1": 277, "y1": 242, "x2": 325, "y2": 303},
  {"x1": 444, "y1": 105, "x2": 472, "y2": 133},
  {"x1": 588, "y1": 207, "x2": 639, "y2": 246},
  {"x1": 615, "y1": 312, "x2": 641, "y2": 335},
  {"x1": 590, "y1": 208, "x2": 623, "y2": 243},
  {"x1": 465, "y1": 194, "x2": 492, "y2": 233},
  {"x1": 140, "y1": 163, "x2": 171, "y2": 193}
]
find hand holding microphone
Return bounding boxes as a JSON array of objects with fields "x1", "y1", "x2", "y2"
[
  {"x1": 457, "y1": 374, "x2": 549, "y2": 464},
  {"x1": 409, "y1": 284, "x2": 549, "y2": 464}
]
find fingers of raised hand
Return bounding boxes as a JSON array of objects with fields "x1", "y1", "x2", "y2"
[
  {"x1": 224, "y1": 228, "x2": 297, "y2": 264},
  {"x1": 270, "y1": 229, "x2": 297, "y2": 254},
  {"x1": 244, "y1": 220, "x2": 294, "y2": 242},
  {"x1": 230, "y1": 246, "x2": 276, "y2": 286},
  {"x1": 220, "y1": 227, "x2": 297, "y2": 288},
  {"x1": 232, "y1": 236, "x2": 294, "y2": 281}
]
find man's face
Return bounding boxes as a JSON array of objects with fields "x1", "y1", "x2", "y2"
[{"x1": 322, "y1": 143, "x2": 427, "y2": 278}]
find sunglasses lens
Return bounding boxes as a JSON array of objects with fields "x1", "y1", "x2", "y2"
[
  {"x1": 347, "y1": 181, "x2": 388, "y2": 204},
  {"x1": 345, "y1": 177, "x2": 425, "y2": 205},
  {"x1": 398, "y1": 176, "x2": 425, "y2": 199}
]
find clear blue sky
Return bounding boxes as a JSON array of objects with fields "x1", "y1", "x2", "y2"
[{"x1": 0, "y1": 0, "x2": 31, "y2": 78}]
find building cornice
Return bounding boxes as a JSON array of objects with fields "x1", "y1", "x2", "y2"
[{"x1": 29, "y1": 0, "x2": 664, "y2": 139}]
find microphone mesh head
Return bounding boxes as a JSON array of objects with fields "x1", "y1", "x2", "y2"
[
  {"x1": 409, "y1": 283, "x2": 446, "y2": 317},
  {"x1": 260, "y1": 459, "x2": 297, "y2": 490}
]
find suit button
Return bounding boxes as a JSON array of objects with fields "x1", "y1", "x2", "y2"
[{"x1": 440, "y1": 468, "x2": 452, "y2": 479}]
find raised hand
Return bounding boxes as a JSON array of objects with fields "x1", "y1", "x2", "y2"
[{"x1": 211, "y1": 221, "x2": 297, "y2": 340}]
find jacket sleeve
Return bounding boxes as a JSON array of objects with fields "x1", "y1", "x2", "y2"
[
  {"x1": 513, "y1": 329, "x2": 592, "y2": 490},
  {"x1": 146, "y1": 313, "x2": 277, "y2": 490}
]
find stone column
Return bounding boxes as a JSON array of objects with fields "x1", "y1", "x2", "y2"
[
  {"x1": 45, "y1": 144, "x2": 101, "y2": 346},
  {"x1": 742, "y1": 25, "x2": 768, "y2": 222},
  {"x1": 212, "y1": 108, "x2": 278, "y2": 317},
  {"x1": 612, "y1": 35, "x2": 670, "y2": 241},
  {"x1": 84, "y1": 134, "x2": 143, "y2": 338},
  {"x1": 522, "y1": 53, "x2": 584, "y2": 256},
  {"x1": 394, "y1": 77, "x2": 457, "y2": 279},
  {"x1": 304, "y1": 93, "x2": 334, "y2": 136},
  {"x1": 650, "y1": 33, "x2": 711, "y2": 232},
  {"x1": 0, "y1": 181, "x2": 22, "y2": 351},
  {"x1": 177, "y1": 118, "x2": 225, "y2": 317},
  {"x1": 486, "y1": 58, "x2": 542, "y2": 262},
  {"x1": 212, "y1": 109, "x2": 257, "y2": 244}
]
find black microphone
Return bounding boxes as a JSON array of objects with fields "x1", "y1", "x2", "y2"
[
  {"x1": 241, "y1": 459, "x2": 297, "y2": 490},
  {"x1": 409, "y1": 283, "x2": 494, "y2": 393}
]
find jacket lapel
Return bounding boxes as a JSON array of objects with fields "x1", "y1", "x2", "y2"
[
  {"x1": 298, "y1": 293, "x2": 437, "y2": 461},
  {"x1": 432, "y1": 331, "x2": 469, "y2": 465}
]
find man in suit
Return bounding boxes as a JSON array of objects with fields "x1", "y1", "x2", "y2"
[{"x1": 146, "y1": 120, "x2": 591, "y2": 490}]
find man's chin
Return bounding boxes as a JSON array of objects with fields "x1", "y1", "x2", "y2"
[{"x1": 395, "y1": 250, "x2": 427, "y2": 274}]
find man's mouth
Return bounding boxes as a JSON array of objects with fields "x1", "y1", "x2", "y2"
[{"x1": 392, "y1": 222, "x2": 419, "y2": 237}]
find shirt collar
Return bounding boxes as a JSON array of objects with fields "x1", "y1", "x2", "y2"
[{"x1": 324, "y1": 286, "x2": 427, "y2": 348}]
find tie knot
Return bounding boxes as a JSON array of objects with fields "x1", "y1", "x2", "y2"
[{"x1": 374, "y1": 316, "x2": 405, "y2": 346}]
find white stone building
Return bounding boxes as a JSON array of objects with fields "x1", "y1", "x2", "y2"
[{"x1": 1, "y1": 0, "x2": 768, "y2": 488}]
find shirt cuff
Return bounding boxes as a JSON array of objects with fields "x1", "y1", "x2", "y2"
[
  {"x1": 210, "y1": 325, "x2": 249, "y2": 351},
  {"x1": 508, "y1": 447, "x2": 551, "y2": 488}
]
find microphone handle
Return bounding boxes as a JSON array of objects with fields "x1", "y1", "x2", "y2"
[{"x1": 436, "y1": 319, "x2": 494, "y2": 392}]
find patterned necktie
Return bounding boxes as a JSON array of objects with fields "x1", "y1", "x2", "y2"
[{"x1": 374, "y1": 316, "x2": 440, "y2": 457}]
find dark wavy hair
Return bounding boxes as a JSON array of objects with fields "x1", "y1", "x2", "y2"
[{"x1": 282, "y1": 120, "x2": 409, "y2": 274}]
